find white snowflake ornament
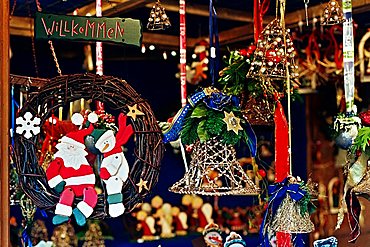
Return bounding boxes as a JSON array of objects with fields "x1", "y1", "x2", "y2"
[{"x1": 16, "y1": 112, "x2": 41, "y2": 139}]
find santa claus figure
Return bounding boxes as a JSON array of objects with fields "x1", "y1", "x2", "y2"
[
  {"x1": 46, "y1": 113, "x2": 98, "y2": 226},
  {"x1": 95, "y1": 113, "x2": 134, "y2": 217}
]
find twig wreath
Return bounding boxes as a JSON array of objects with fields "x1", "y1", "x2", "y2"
[{"x1": 13, "y1": 73, "x2": 164, "y2": 221}]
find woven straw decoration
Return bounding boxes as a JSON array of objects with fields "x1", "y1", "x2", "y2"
[
  {"x1": 169, "y1": 137, "x2": 259, "y2": 196},
  {"x1": 270, "y1": 194, "x2": 314, "y2": 234}
]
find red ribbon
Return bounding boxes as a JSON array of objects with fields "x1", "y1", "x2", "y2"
[
  {"x1": 274, "y1": 101, "x2": 290, "y2": 183},
  {"x1": 254, "y1": 0, "x2": 270, "y2": 44}
]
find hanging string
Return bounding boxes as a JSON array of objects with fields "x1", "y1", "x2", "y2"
[
  {"x1": 10, "y1": 0, "x2": 17, "y2": 18},
  {"x1": 27, "y1": 2, "x2": 39, "y2": 76},
  {"x1": 208, "y1": 0, "x2": 220, "y2": 86},
  {"x1": 34, "y1": 0, "x2": 62, "y2": 76},
  {"x1": 48, "y1": 41, "x2": 62, "y2": 76},
  {"x1": 10, "y1": 85, "x2": 19, "y2": 147}
]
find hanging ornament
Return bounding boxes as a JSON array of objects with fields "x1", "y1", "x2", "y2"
[
  {"x1": 51, "y1": 223, "x2": 78, "y2": 247},
  {"x1": 16, "y1": 112, "x2": 41, "y2": 139},
  {"x1": 14, "y1": 74, "x2": 164, "y2": 227},
  {"x1": 203, "y1": 223, "x2": 223, "y2": 247},
  {"x1": 82, "y1": 221, "x2": 105, "y2": 247},
  {"x1": 224, "y1": 232, "x2": 247, "y2": 247},
  {"x1": 247, "y1": 19, "x2": 299, "y2": 80},
  {"x1": 336, "y1": 151, "x2": 369, "y2": 243},
  {"x1": 313, "y1": 236, "x2": 338, "y2": 247},
  {"x1": 170, "y1": 137, "x2": 259, "y2": 196},
  {"x1": 321, "y1": 0, "x2": 344, "y2": 26},
  {"x1": 147, "y1": 0, "x2": 171, "y2": 31},
  {"x1": 260, "y1": 176, "x2": 316, "y2": 247},
  {"x1": 30, "y1": 220, "x2": 49, "y2": 246},
  {"x1": 168, "y1": 89, "x2": 259, "y2": 196},
  {"x1": 333, "y1": 114, "x2": 361, "y2": 149}
]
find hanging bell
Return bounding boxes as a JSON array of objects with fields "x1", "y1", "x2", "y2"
[
  {"x1": 247, "y1": 19, "x2": 299, "y2": 80},
  {"x1": 321, "y1": 0, "x2": 345, "y2": 25},
  {"x1": 169, "y1": 137, "x2": 259, "y2": 196},
  {"x1": 147, "y1": 0, "x2": 171, "y2": 31},
  {"x1": 270, "y1": 194, "x2": 315, "y2": 233}
]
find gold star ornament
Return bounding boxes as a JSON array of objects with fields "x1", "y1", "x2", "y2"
[
  {"x1": 127, "y1": 104, "x2": 145, "y2": 121},
  {"x1": 223, "y1": 111, "x2": 243, "y2": 134},
  {"x1": 136, "y1": 178, "x2": 149, "y2": 193}
]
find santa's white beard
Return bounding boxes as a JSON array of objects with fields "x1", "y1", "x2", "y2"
[{"x1": 54, "y1": 146, "x2": 89, "y2": 169}]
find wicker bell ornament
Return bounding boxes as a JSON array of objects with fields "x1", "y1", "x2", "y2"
[
  {"x1": 247, "y1": 19, "x2": 298, "y2": 80},
  {"x1": 169, "y1": 137, "x2": 259, "y2": 196},
  {"x1": 270, "y1": 194, "x2": 314, "y2": 233},
  {"x1": 321, "y1": 0, "x2": 345, "y2": 26}
]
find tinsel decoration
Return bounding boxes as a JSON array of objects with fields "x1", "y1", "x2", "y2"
[
  {"x1": 147, "y1": 0, "x2": 171, "y2": 31},
  {"x1": 82, "y1": 222, "x2": 105, "y2": 247},
  {"x1": 169, "y1": 137, "x2": 259, "y2": 196},
  {"x1": 51, "y1": 223, "x2": 78, "y2": 247},
  {"x1": 321, "y1": 0, "x2": 345, "y2": 26},
  {"x1": 247, "y1": 19, "x2": 298, "y2": 80}
]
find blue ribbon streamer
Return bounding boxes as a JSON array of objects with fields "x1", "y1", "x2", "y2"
[
  {"x1": 209, "y1": 0, "x2": 220, "y2": 86},
  {"x1": 163, "y1": 90, "x2": 207, "y2": 143},
  {"x1": 22, "y1": 227, "x2": 33, "y2": 247},
  {"x1": 11, "y1": 85, "x2": 16, "y2": 146},
  {"x1": 244, "y1": 120, "x2": 257, "y2": 157},
  {"x1": 259, "y1": 178, "x2": 307, "y2": 247}
]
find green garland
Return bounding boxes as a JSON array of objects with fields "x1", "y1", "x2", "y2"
[
  {"x1": 351, "y1": 127, "x2": 370, "y2": 156},
  {"x1": 218, "y1": 48, "x2": 301, "y2": 102},
  {"x1": 181, "y1": 101, "x2": 249, "y2": 146}
]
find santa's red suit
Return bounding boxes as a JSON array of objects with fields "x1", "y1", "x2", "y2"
[
  {"x1": 47, "y1": 157, "x2": 95, "y2": 197},
  {"x1": 46, "y1": 124, "x2": 97, "y2": 225}
]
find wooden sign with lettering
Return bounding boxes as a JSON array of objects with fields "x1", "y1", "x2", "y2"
[{"x1": 34, "y1": 12, "x2": 142, "y2": 47}]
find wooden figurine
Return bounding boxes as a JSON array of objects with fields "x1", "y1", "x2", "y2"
[
  {"x1": 172, "y1": 206, "x2": 188, "y2": 236},
  {"x1": 136, "y1": 210, "x2": 158, "y2": 242},
  {"x1": 159, "y1": 203, "x2": 175, "y2": 238}
]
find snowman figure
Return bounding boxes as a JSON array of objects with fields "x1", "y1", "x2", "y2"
[
  {"x1": 95, "y1": 113, "x2": 134, "y2": 217},
  {"x1": 224, "y1": 232, "x2": 246, "y2": 247}
]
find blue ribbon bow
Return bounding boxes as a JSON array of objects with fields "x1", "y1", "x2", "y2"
[{"x1": 260, "y1": 178, "x2": 307, "y2": 247}]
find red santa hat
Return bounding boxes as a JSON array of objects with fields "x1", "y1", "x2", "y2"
[{"x1": 59, "y1": 124, "x2": 94, "y2": 149}]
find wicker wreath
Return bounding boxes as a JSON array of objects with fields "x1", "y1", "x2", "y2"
[{"x1": 13, "y1": 73, "x2": 164, "y2": 219}]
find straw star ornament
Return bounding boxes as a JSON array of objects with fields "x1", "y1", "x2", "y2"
[
  {"x1": 136, "y1": 178, "x2": 149, "y2": 193},
  {"x1": 223, "y1": 111, "x2": 243, "y2": 134},
  {"x1": 127, "y1": 104, "x2": 145, "y2": 121}
]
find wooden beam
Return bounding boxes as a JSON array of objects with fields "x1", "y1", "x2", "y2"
[
  {"x1": 285, "y1": 0, "x2": 370, "y2": 26},
  {"x1": 10, "y1": 16, "x2": 34, "y2": 37},
  {"x1": 206, "y1": 1, "x2": 370, "y2": 45},
  {"x1": 75, "y1": 0, "x2": 151, "y2": 16},
  {"x1": 0, "y1": 0, "x2": 10, "y2": 246},
  {"x1": 145, "y1": 0, "x2": 256, "y2": 23}
]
